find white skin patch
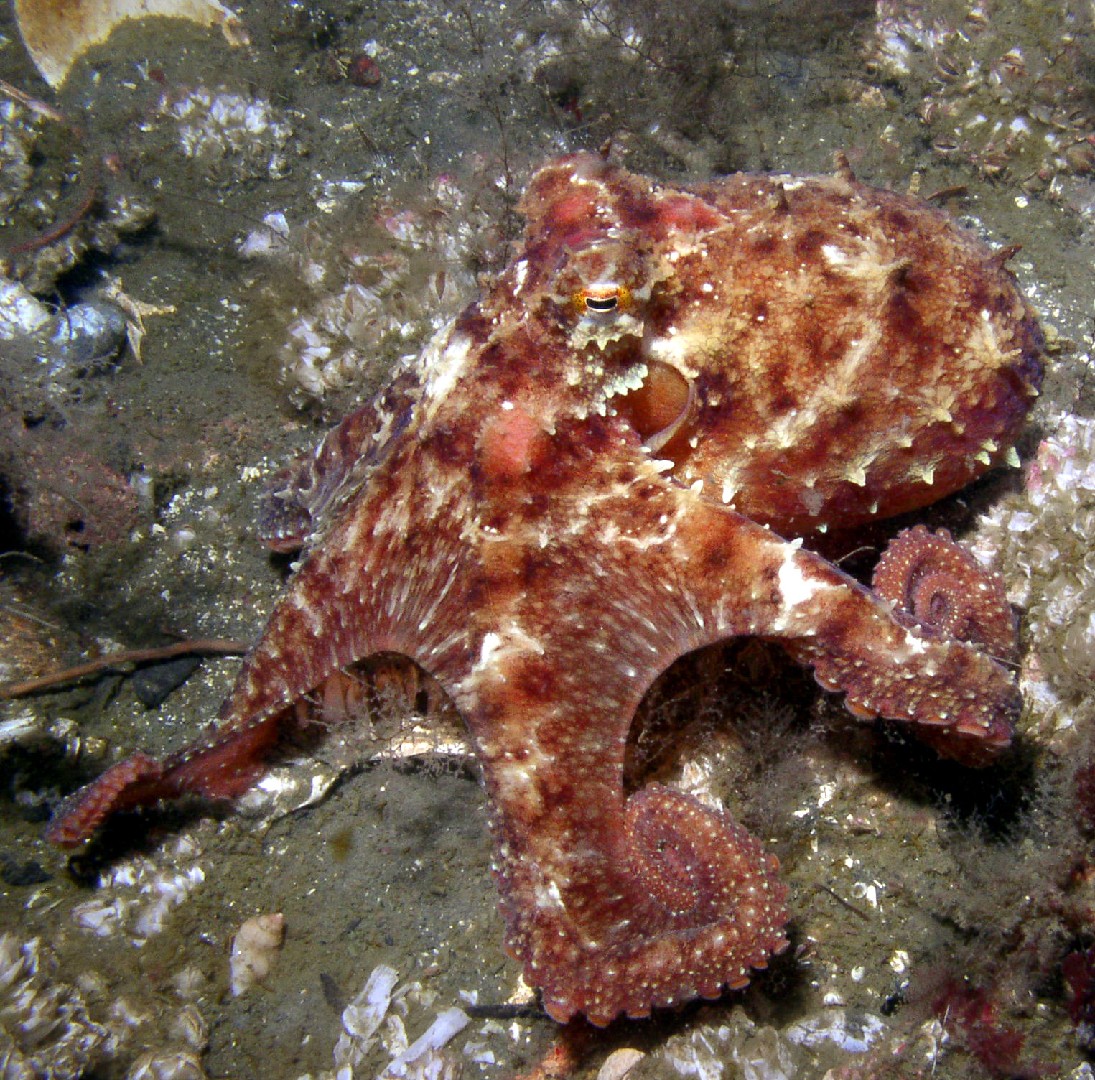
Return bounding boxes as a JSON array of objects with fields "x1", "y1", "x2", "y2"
[
  {"x1": 422, "y1": 328, "x2": 473, "y2": 418},
  {"x1": 535, "y1": 879, "x2": 566, "y2": 911},
  {"x1": 644, "y1": 326, "x2": 702, "y2": 374},
  {"x1": 720, "y1": 468, "x2": 742, "y2": 504},
  {"x1": 476, "y1": 631, "x2": 505, "y2": 670},
  {"x1": 492, "y1": 753, "x2": 550, "y2": 819},
  {"x1": 898, "y1": 629, "x2": 931, "y2": 657},
  {"x1": 465, "y1": 622, "x2": 546, "y2": 686},
  {"x1": 772, "y1": 541, "x2": 833, "y2": 632},
  {"x1": 513, "y1": 259, "x2": 529, "y2": 293}
]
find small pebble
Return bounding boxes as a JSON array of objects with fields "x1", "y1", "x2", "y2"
[
  {"x1": 133, "y1": 656, "x2": 203, "y2": 708},
  {"x1": 0, "y1": 853, "x2": 51, "y2": 886},
  {"x1": 347, "y1": 53, "x2": 381, "y2": 86}
]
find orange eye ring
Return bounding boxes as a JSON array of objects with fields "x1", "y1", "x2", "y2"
[{"x1": 573, "y1": 282, "x2": 631, "y2": 316}]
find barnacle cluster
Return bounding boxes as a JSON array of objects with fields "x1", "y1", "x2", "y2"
[
  {"x1": 250, "y1": 176, "x2": 494, "y2": 407},
  {"x1": 974, "y1": 413, "x2": 1095, "y2": 724},
  {"x1": 151, "y1": 86, "x2": 294, "y2": 180},
  {"x1": 868, "y1": 1, "x2": 1095, "y2": 192},
  {"x1": 0, "y1": 101, "x2": 40, "y2": 224},
  {"x1": 0, "y1": 111, "x2": 156, "y2": 294},
  {"x1": 0, "y1": 837, "x2": 214, "y2": 1077},
  {"x1": 70, "y1": 835, "x2": 207, "y2": 945},
  {"x1": 0, "y1": 934, "x2": 109, "y2": 1078},
  {"x1": 0, "y1": 927, "x2": 212, "y2": 1078}
]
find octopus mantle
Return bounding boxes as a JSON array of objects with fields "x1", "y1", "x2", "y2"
[{"x1": 50, "y1": 153, "x2": 1044, "y2": 1026}]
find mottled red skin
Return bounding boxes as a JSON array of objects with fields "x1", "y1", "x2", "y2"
[{"x1": 49, "y1": 153, "x2": 1044, "y2": 1026}]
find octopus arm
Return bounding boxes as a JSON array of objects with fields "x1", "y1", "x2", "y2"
[
  {"x1": 462, "y1": 488, "x2": 1019, "y2": 1024},
  {"x1": 675, "y1": 502, "x2": 1020, "y2": 762},
  {"x1": 47, "y1": 446, "x2": 476, "y2": 846},
  {"x1": 258, "y1": 370, "x2": 422, "y2": 554}
]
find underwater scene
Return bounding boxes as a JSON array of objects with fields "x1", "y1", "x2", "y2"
[{"x1": 1, "y1": 1, "x2": 1095, "y2": 1077}]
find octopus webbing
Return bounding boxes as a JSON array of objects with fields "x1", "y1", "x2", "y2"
[{"x1": 48, "y1": 152, "x2": 1045, "y2": 1026}]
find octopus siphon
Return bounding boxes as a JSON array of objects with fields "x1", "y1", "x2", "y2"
[{"x1": 49, "y1": 152, "x2": 1044, "y2": 1026}]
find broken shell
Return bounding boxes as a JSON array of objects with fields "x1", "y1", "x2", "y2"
[
  {"x1": 228, "y1": 912, "x2": 285, "y2": 996},
  {"x1": 597, "y1": 1048, "x2": 646, "y2": 1080},
  {"x1": 13, "y1": 0, "x2": 248, "y2": 88}
]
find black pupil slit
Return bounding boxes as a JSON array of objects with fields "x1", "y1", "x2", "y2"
[{"x1": 585, "y1": 295, "x2": 618, "y2": 312}]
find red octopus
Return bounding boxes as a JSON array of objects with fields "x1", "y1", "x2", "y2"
[{"x1": 49, "y1": 153, "x2": 1043, "y2": 1026}]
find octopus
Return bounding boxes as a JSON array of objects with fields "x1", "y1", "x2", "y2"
[{"x1": 48, "y1": 152, "x2": 1044, "y2": 1027}]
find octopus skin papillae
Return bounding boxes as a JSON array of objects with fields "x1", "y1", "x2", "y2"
[{"x1": 49, "y1": 152, "x2": 1044, "y2": 1027}]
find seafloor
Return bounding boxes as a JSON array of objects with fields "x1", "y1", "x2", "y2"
[{"x1": 1, "y1": 1, "x2": 1094, "y2": 1078}]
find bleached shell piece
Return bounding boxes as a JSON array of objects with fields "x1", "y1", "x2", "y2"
[
  {"x1": 334, "y1": 965, "x2": 399, "y2": 1071},
  {"x1": 383, "y1": 1007, "x2": 470, "y2": 1078},
  {"x1": 14, "y1": 0, "x2": 247, "y2": 88},
  {"x1": 228, "y1": 912, "x2": 285, "y2": 997},
  {"x1": 596, "y1": 1048, "x2": 646, "y2": 1080}
]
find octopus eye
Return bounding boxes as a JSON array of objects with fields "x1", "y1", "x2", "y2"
[
  {"x1": 585, "y1": 292, "x2": 618, "y2": 313},
  {"x1": 575, "y1": 282, "x2": 630, "y2": 317}
]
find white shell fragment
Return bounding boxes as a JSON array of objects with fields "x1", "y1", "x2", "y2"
[
  {"x1": 228, "y1": 912, "x2": 285, "y2": 997},
  {"x1": 334, "y1": 964, "x2": 400, "y2": 1071},
  {"x1": 384, "y1": 1007, "x2": 470, "y2": 1078},
  {"x1": 596, "y1": 1048, "x2": 646, "y2": 1080},
  {"x1": 13, "y1": 0, "x2": 248, "y2": 88}
]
